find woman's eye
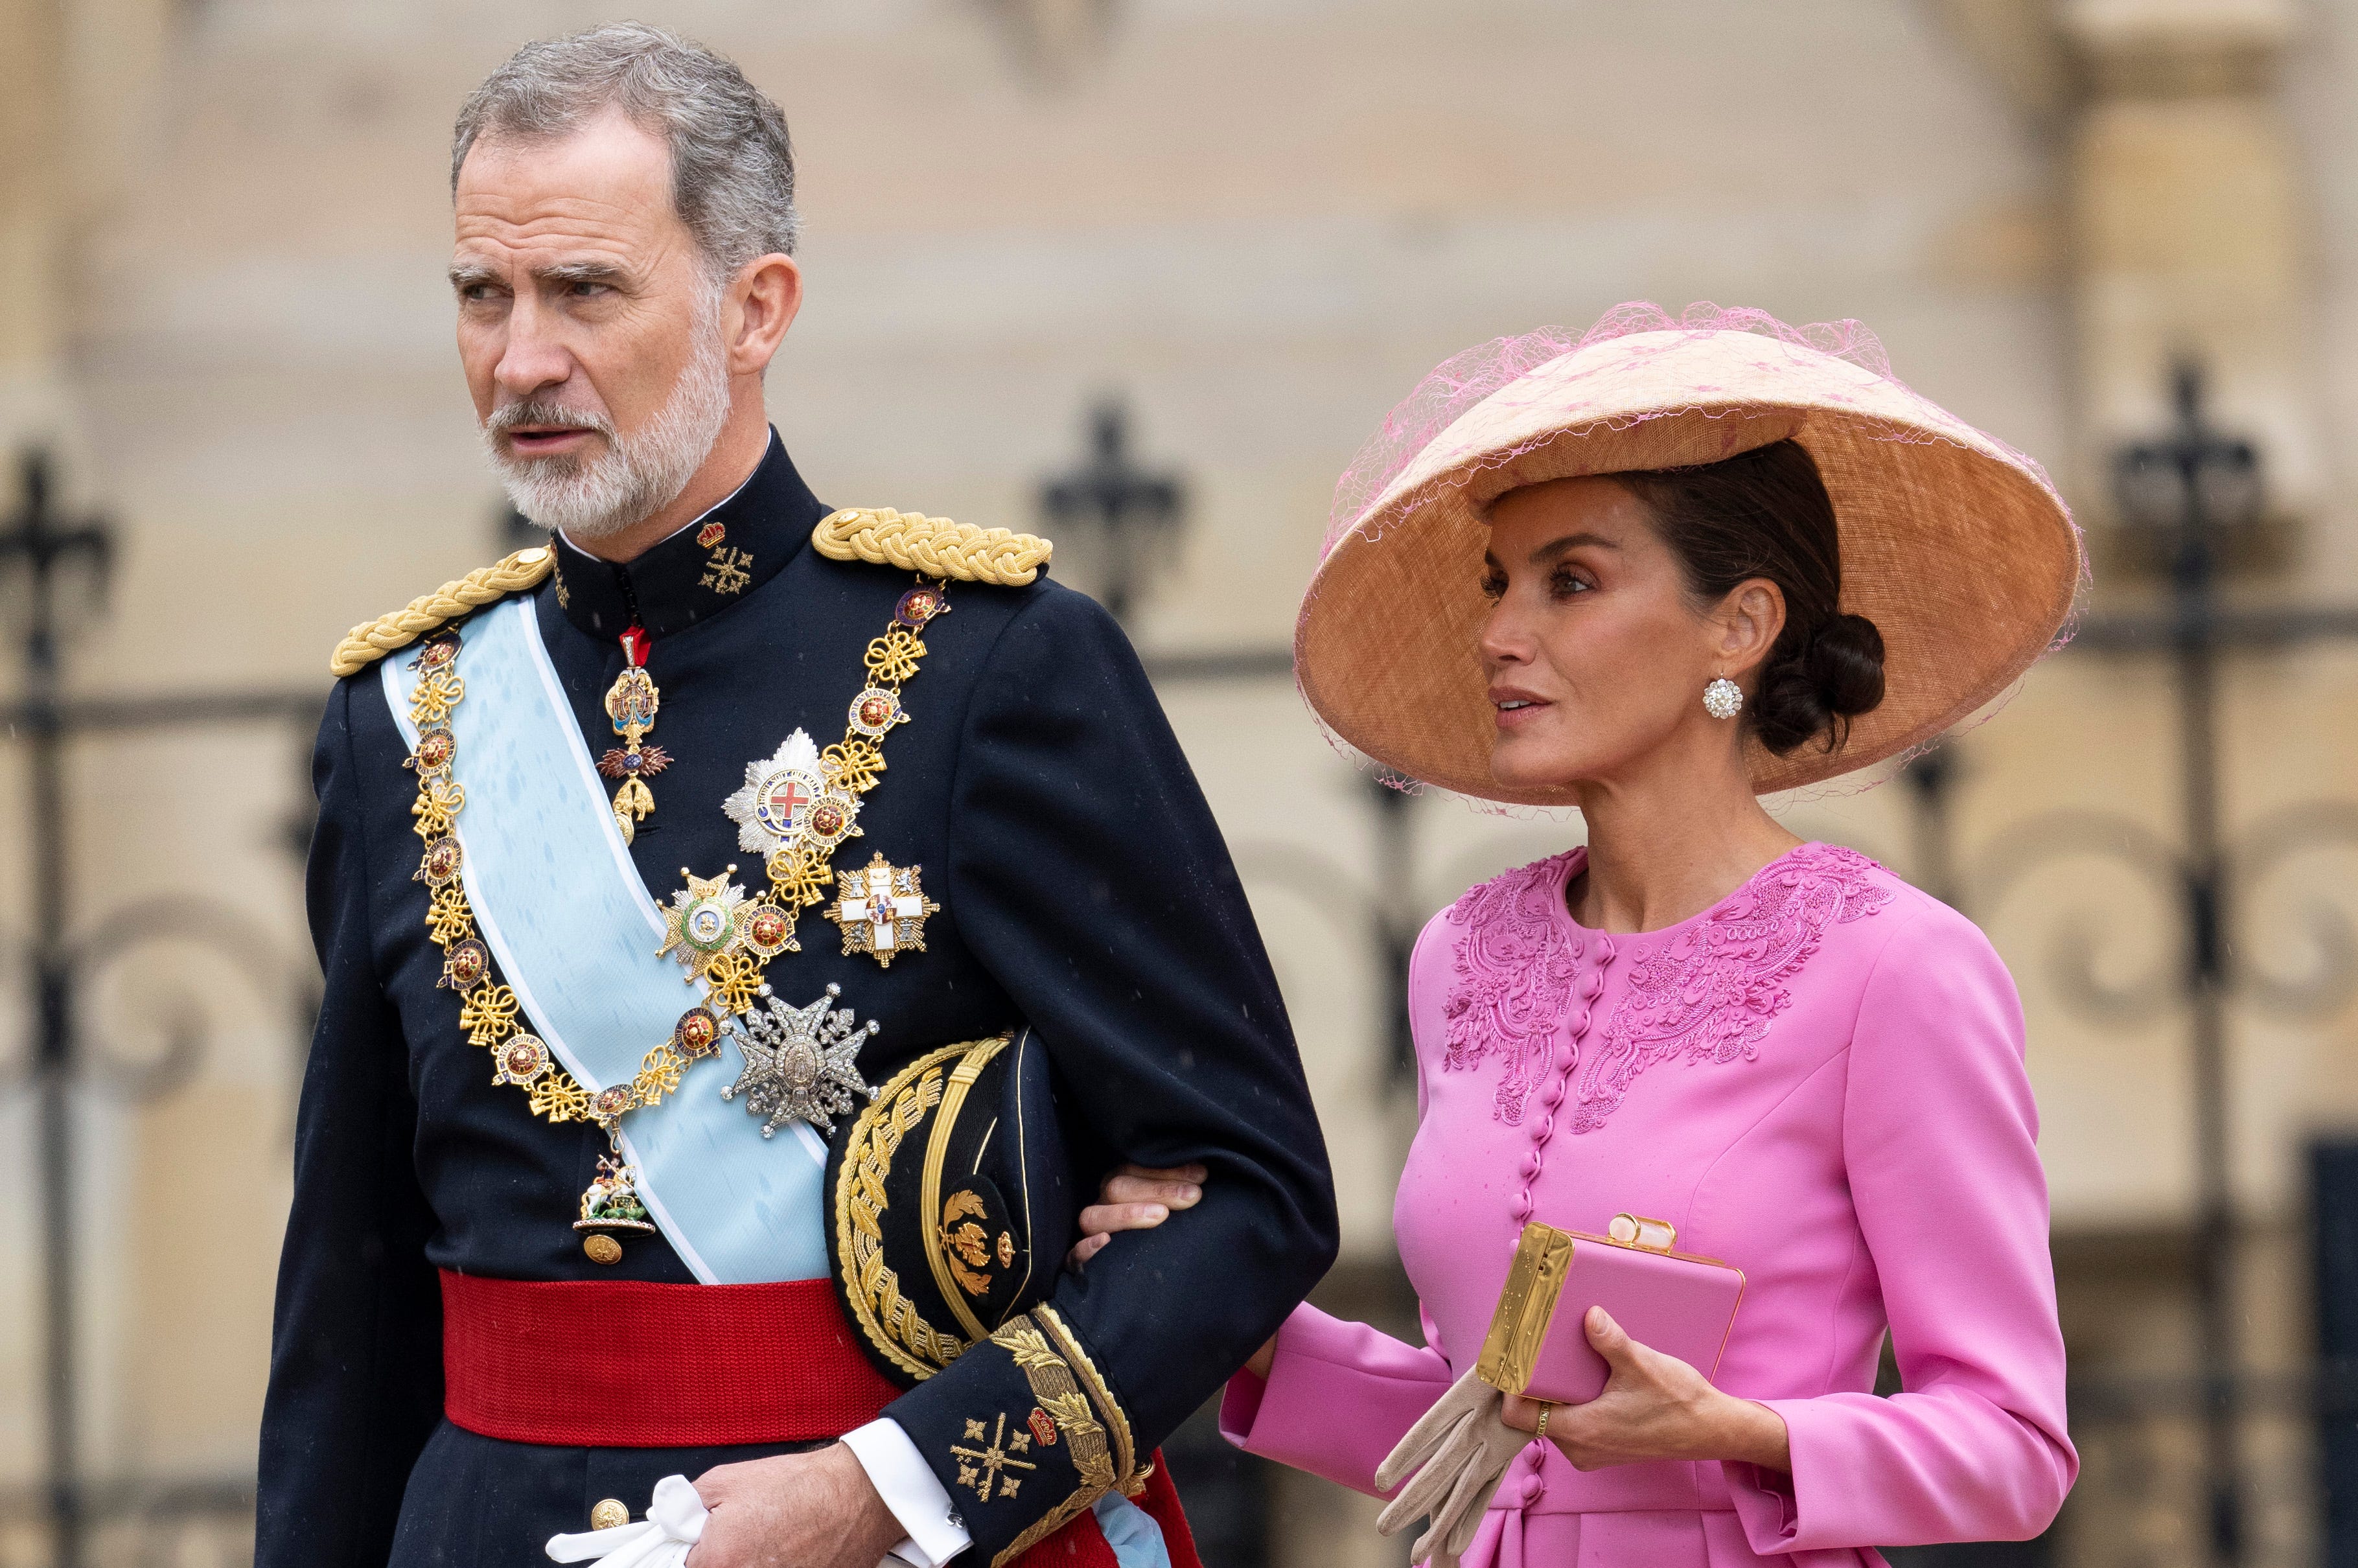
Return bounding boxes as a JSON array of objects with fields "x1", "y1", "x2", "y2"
[
  {"x1": 1479, "y1": 573, "x2": 1507, "y2": 602},
  {"x1": 1550, "y1": 568, "x2": 1591, "y2": 600}
]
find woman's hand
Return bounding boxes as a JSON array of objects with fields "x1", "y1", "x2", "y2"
[
  {"x1": 1064, "y1": 1163, "x2": 1276, "y2": 1379},
  {"x1": 1502, "y1": 1307, "x2": 1790, "y2": 1473},
  {"x1": 1067, "y1": 1162, "x2": 1206, "y2": 1269}
]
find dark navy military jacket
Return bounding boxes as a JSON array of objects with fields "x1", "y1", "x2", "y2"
[{"x1": 255, "y1": 434, "x2": 1339, "y2": 1567}]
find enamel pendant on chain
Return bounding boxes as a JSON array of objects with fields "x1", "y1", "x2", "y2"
[{"x1": 573, "y1": 1145, "x2": 657, "y2": 1265}]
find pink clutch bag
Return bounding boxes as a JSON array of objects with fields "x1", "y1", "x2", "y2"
[{"x1": 1474, "y1": 1214, "x2": 1746, "y2": 1405}]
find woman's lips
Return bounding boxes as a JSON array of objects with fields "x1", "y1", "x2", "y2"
[{"x1": 1493, "y1": 697, "x2": 1551, "y2": 731}]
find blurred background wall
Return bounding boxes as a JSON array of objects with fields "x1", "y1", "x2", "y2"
[{"x1": 5, "y1": 1, "x2": 2358, "y2": 1565}]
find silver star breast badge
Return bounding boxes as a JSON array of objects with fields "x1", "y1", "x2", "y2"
[
  {"x1": 719, "y1": 982, "x2": 878, "y2": 1138},
  {"x1": 722, "y1": 730, "x2": 862, "y2": 861}
]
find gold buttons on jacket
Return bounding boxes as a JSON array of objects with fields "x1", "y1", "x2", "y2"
[
  {"x1": 583, "y1": 1234, "x2": 624, "y2": 1265},
  {"x1": 590, "y1": 1498, "x2": 629, "y2": 1530}
]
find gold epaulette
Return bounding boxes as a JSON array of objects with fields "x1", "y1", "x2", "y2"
[
  {"x1": 327, "y1": 546, "x2": 556, "y2": 678},
  {"x1": 813, "y1": 507, "x2": 1052, "y2": 587}
]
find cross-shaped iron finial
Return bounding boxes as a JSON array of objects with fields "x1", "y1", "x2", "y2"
[{"x1": 1039, "y1": 398, "x2": 1186, "y2": 627}]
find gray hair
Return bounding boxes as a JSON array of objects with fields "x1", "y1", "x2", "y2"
[{"x1": 452, "y1": 21, "x2": 799, "y2": 273}]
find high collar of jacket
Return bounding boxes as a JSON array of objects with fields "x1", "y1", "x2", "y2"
[{"x1": 548, "y1": 429, "x2": 824, "y2": 644}]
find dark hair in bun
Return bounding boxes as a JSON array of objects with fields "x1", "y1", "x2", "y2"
[{"x1": 1613, "y1": 439, "x2": 1886, "y2": 756}]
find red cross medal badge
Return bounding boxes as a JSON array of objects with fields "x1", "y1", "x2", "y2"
[{"x1": 722, "y1": 729, "x2": 864, "y2": 861}]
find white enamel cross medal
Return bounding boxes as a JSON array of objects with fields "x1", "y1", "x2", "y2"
[{"x1": 829, "y1": 853, "x2": 940, "y2": 968}]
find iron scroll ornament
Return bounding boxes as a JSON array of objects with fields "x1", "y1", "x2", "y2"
[
  {"x1": 1972, "y1": 802, "x2": 2358, "y2": 1028},
  {"x1": 3, "y1": 894, "x2": 318, "y2": 1107}
]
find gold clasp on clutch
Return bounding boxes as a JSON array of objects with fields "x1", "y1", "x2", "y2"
[
  {"x1": 1474, "y1": 1222, "x2": 1573, "y2": 1396},
  {"x1": 1606, "y1": 1214, "x2": 1677, "y2": 1252}
]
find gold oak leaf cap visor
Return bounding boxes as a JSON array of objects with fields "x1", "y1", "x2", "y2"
[{"x1": 826, "y1": 1028, "x2": 1080, "y2": 1387}]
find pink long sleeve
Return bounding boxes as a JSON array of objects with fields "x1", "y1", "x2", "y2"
[
  {"x1": 1219, "y1": 1302, "x2": 1453, "y2": 1495},
  {"x1": 1727, "y1": 902, "x2": 2079, "y2": 1553}
]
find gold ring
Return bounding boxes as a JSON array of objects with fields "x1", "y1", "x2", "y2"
[{"x1": 1534, "y1": 1401, "x2": 1555, "y2": 1444}]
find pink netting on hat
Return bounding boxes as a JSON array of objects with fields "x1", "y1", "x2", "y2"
[{"x1": 1326, "y1": 301, "x2": 2004, "y2": 554}]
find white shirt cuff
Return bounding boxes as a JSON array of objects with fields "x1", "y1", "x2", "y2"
[{"x1": 842, "y1": 1418, "x2": 971, "y2": 1567}]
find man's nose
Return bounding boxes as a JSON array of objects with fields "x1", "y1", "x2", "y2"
[{"x1": 494, "y1": 293, "x2": 574, "y2": 400}]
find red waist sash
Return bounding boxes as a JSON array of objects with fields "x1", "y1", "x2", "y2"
[
  {"x1": 438, "y1": 1271, "x2": 1201, "y2": 1568},
  {"x1": 439, "y1": 1270, "x2": 901, "y2": 1447}
]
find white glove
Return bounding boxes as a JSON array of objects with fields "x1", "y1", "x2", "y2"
[
  {"x1": 545, "y1": 1475, "x2": 706, "y2": 1568},
  {"x1": 1374, "y1": 1371, "x2": 1533, "y2": 1568},
  {"x1": 543, "y1": 1474, "x2": 930, "y2": 1568}
]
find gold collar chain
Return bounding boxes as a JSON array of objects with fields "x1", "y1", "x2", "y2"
[{"x1": 399, "y1": 577, "x2": 949, "y2": 1260}]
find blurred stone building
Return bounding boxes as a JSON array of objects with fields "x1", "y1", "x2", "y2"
[{"x1": 4, "y1": 1, "x2": 2358, "y2": 1565}]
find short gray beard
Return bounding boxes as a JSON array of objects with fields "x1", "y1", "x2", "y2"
[{"x1": 483, "y1": 294, "x2": 733, "y2": 542}]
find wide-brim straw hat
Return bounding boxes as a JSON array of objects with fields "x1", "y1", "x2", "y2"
[{"x1": 1296, "y1": 303, "x2": 2085, "y2": 803}]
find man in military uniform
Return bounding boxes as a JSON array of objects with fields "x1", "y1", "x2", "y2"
[{"x1": 256, "y1": 23, "x2": 1337, "y2": 1568}]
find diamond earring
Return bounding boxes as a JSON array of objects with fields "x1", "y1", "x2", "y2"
[{"x1": 1702, "y1": 677, "x2": 1744, "y2": 720}]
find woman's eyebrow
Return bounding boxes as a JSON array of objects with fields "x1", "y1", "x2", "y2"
[{"x1": 1529, "y1": 532, "x2": 1619, "y2": 566}]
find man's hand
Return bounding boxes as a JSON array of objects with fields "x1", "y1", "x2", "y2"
[{"x1": 685, "y1": 1443, "x2": 905, "y2": 1568}]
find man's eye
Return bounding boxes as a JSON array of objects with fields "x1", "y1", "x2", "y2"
[{"x1": 568, "y1": 281, "x2": 611, "y2": 297}]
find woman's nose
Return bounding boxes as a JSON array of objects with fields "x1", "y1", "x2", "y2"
[{"x1": 1479, "y1": 601, "x2": 1534, "y2": 667}]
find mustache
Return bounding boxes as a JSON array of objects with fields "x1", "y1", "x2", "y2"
[{"x1": 485, "y1": 400, "x2": 617, "y2": 439}]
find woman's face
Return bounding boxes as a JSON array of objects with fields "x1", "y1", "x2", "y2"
[{"x1": 1479, "y1": 476, "x2": 1779, "y2": 792}]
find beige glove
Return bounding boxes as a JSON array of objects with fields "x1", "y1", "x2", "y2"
[{"x1": 1374, "y1": 1370, "x2": 1534, "y2": 1568}]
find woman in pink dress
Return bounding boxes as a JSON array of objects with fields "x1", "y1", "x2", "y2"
[{"x1": 1083, "y1": 305, "x2": 2083, "y2": 1567}]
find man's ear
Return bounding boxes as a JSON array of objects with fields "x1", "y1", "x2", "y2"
[
  {"x1": 1716, "y1": 579, "x2": 1788, "y2": 681},
  {"x1": 726, "y1": 253, "x2": 802, "y2": 376}
]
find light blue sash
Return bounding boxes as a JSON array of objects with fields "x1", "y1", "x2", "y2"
[{"x1": 382, "y1": 597, "x2": 828, "y2": 1285}]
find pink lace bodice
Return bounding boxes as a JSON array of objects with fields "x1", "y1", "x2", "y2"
[
  {"x1": 1441, "y1": 843, "x2": 1891, "y2": 1130},
  {"x1": 1441, "y1": 851, "x2": 1583, "y2": 1124}
]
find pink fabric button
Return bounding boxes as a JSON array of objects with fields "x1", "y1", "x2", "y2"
[
  {"x1": 1582, "y1": 971, "x2": 1604, "y2": 1000},
  {"x1": 1539, "y1": 1079, "x2": 1563, "y2": 1108},
  {"x1": 1536, "y1": 1113, "x2": 1555, "y2": 1138},
  {"x1": 1555, "y1": 1045, "x2": 1577, "y2": 1071},
  {"x1": 1570, "y1": 1010, "x2": 1589, "y2": 1037},
  {"x1": 1518, "y1": 1151, "x2": 1540, "y2": 1179},
  {"x1": 1520, "y1": 1474, "x2": 1543, "y2": 1504},
  {"x1": 1510, "y1": 1191, "x2": 1532, "y2": 1220}
]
